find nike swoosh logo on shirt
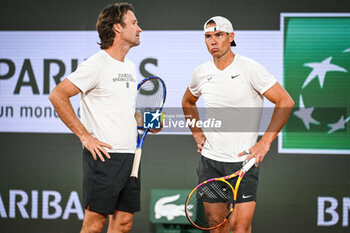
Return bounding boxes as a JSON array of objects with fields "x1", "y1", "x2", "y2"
[
  {"x1": 242, "y1": 194, "x2": 252, "y2": 199},
  {"x1": 231, "y1": 74, "x2": 240, "y2": 79}
]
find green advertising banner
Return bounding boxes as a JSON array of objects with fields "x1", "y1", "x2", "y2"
[
  {"x1": 281, "y1": 13, "x2": 350, "y2": 154},
  {"x1": 150, "y1": 189, "x2": 191, "y2": 224}
]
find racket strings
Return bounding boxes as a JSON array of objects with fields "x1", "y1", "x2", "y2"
[
  {"x1": 186, "y1": 180, "x2": 234, "y2": 229},
  {"x1": 210, "y1": 182, "x2": 232, "y2": 200},
  {"x1": 136, "y1": 78, "x2": 165, "y2": 114}
]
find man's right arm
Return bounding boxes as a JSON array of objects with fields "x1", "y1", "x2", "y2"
[
  {"x1": 49, "y1": 78, "x2": 111, "y2": 161},
  {"x1": 182, "y1": 88, "x2": 206, "y2": 153}
]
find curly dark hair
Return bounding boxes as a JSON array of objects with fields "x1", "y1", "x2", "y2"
[{"x1": 96, "y1": 2, "x2": 135, "y2": 49}]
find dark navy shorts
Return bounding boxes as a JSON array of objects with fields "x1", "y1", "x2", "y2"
[
  {"x1": 197, "y1": 156, "x2": 259, "y2": 203},
  {"x1": 83, "y1": 148, "x2": 140, "y2": 214}
]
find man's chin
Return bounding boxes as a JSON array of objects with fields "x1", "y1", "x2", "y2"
[
  {"x1": 131, "y1": 40, "x2": 141, "y2": 47},
  {"x1": 210, "y1": 51, "x2": 220, "y2": 57}
]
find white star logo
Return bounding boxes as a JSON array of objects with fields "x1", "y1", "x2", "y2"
[
  {"x1": 151, "y1": 110, "x2": 161, "y2": 122},
  {"x1": 327, "y1": 115, "x2": 350, "y2": 134},
  {"x1": 302, "y1": 56, "x2": 347, "y2": 89},
  {"x1": 294, "y1": 94, "x2": 320, "y2": 130}
]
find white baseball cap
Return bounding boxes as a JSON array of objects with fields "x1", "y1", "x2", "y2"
[{"x1": 203, "y1": 16, "x2": 236, "y2": 46}]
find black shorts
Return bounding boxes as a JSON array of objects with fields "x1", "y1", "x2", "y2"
[
  {"x1": 197, "y1": 156, "x2": 259, "y2": 203},
  {"x1": 83, "y1": 148, "x2": 140, "y2": 215}
]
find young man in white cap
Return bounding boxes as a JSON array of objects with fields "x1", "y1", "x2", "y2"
[{"x1": 182, "y1": 16, "x2": 294, "y2": 233}]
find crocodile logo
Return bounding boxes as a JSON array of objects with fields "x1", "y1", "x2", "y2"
[{"x1": 154, "y1": 194, "x2": 186, "y2": 221}]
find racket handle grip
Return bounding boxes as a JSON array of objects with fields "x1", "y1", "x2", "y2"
[
  {"x1": 130, "y1": 148, "x2": 142, "y2": 178},
  {"x1": 242, "y1": 157, "x2": 256, "y2": 172}
]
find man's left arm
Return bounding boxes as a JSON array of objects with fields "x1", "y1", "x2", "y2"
[{"x1": 242, "y1": 82, "x2": 295, "y2": 164}]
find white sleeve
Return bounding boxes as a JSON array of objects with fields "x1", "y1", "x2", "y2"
[
  {"x1": 248, "y1": 61, "x2": 277, "y2": 94},
  {"x1": 67, "y1": 60, "x2": 100, "y2": 94},
  {"x1": 188, "y1": 68, "x2": 201, "y2": 97}
]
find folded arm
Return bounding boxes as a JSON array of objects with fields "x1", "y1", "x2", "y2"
[
  {"x1": 244, "y1": 82, "x2": 295, "y2": 163},
  {"x1": 49, "y1": 78, "x2": 112, "y2": 161},
  {"x1": 182, "y1": 88, "x2": 206, "y2": 153}
]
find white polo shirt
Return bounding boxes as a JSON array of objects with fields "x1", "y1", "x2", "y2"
[
  {"x1": 189, "y1": 54, "x2": 277, "y2": 162},
  {"x1": 68, "y1": 50, "x2": 137, "y2": 153}
]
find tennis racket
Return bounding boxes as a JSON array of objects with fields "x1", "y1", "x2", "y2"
[
  {"x1": 185, "y1": 157, "x2": 256, "y2": 231},
  {"x1": 130, "y1": 76, "x2": 166, "y2": 178}
]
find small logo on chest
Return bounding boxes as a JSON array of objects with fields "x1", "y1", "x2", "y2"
[
  {"x1": 231, "y1": 74, "x2": 240, "y2": 79},
  {"x1": 207, "y1": 77, "x2": 213, "y2": 81}
]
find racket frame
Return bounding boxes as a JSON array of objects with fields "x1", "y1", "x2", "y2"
[
  {"x1": 185, "y1": 157, "x2": 256, "y2": 230},
  {"x1": 130, "y1": 76, "x2": 166, "y2": 178}
]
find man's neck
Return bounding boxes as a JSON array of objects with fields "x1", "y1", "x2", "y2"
[
  {"x1": 213, "y1": 51, "x2": 235, "y2": 71},
  {"x1": 105, "y1": 41, "x2": 131, "y2": 62}
]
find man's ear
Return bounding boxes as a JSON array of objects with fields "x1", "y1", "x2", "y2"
[
  {"x1": 229, "y1": 32, "x2": 235, "y2": 43},
  {"x1": 113, "y1": 23, "x2": 122, "y2": 33}
]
